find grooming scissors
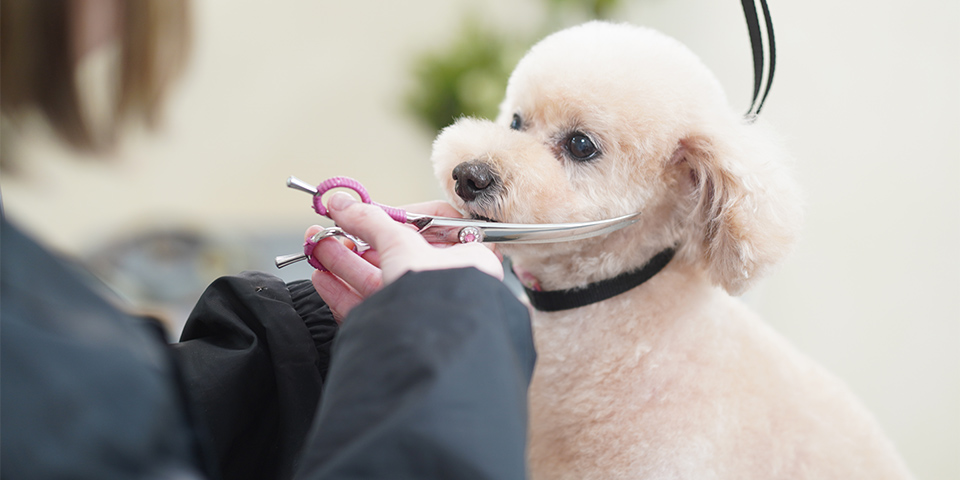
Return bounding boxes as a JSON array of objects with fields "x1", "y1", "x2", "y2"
[{"x1": 274, "y1": 176, "x2": 641, "y2": 270}]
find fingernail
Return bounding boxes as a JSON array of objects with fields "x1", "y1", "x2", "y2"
[{"x1": 328, "y1": 192, "x2": 356, "y2": 211}]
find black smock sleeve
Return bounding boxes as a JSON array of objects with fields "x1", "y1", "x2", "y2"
[
  {"x1": 172, "y1": 271, "x2": 338, "y2": 480},
  {"x1": 294, "y1": 268, "x2": 536, "y2": 480}
]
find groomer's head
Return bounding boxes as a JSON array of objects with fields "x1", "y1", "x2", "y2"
[{"x1": 1, "y1": 0, "x2": 191, "y2": 159}]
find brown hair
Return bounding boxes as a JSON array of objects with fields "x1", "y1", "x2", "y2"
[{"x1": 1, "y1": 0, "x2": 191, "y2": 156}]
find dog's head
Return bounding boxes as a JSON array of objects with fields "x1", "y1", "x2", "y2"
[{"x1": 432, "y1": 21, "x2": 801, "y2": 294}]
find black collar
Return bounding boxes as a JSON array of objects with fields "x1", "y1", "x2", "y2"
[{"x1": 519, "y1": 247, "x2": 676, "y2": 312}]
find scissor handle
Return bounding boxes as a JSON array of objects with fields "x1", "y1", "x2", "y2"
[
  {"x1": 297, "y1": 176, "x2": 407, "y2": 223},
  {"x1": 310, "y1": 177, "x2": 372, "y2": 216},
  {"x1": 280, "y1": 176, "x2": 411, "y2": 271},
  {"x1": 301, "y1": 227, "x2": 370, "y2": 271}
]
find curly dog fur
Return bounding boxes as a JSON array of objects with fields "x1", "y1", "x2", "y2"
[{"x1": 431, "y1": 21, "x2": 913, "y2": 479}]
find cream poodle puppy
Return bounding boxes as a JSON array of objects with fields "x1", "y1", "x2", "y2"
[{"x1": 431, "y1": 21, "x2": 913, "y2": 480}]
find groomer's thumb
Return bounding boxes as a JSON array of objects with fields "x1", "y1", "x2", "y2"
[
  {"x1": 326, "y1": 192, "x2": 417, "y2": 251},
  {"x1": 327, "y1": 191, "x2": 359, "y2": 213}
]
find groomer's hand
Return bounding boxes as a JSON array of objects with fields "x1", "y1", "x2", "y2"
[{"x1": 307, "y1": 192, "x2": 503, "y2": 321}]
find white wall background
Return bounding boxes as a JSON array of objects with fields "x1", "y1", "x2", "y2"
[{"x1": 2, "y1": 0, "x2": 957, "y2": 478}]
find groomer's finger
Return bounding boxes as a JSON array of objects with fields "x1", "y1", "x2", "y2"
[
  {"x1": 311, "y1": 237, "x2": 383, "y2": 298},
  {"x1": 325, "y1": 192, "x2": 424, "y2": 254},
  {"x1": 359, "y1": 249, "x2": 381, "y2": 268},
  {"x1": 445, "y1": 242, "x2": 506, "y2": 280},
  {"x1": 402, "y1": 200, "x2": 463, "y2": 218},
  {"x1": 488, "y1": 243, "x2": 504, "y2": 263},
  {"x1": 304, "y1": 225, "x2": 325, "y2": 242},
  {"x1": 401, "y1": 200, "x2": 470, "y2": 247},
  {"x1": 310, "y1": 269, "x2": 362, "y2": 323},
  {"x1": 305, "y1": 223, "x2": 381, "y2": 266}
]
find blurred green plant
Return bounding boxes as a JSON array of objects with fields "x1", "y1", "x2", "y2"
[
  {"x1": 404, "y1": 20, "x2": 525, "y2": 133},
  {"x1": 404, "y1": 0, "x2": 623, "y2": 134},
  {"x1": 545, "y1": 0, "x2": 620, "y2": 19}
]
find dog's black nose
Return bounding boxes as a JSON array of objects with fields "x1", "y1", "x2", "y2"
[{"x1": 452, "y1": 161, "x2": 498, "y2": 202}]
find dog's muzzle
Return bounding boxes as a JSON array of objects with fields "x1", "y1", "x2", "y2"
[{"x1": 452, "y1": 160, "x2": 499, "y2": 202}]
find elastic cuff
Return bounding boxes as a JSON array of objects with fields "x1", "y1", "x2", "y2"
[{"x1": 288, "y1": 279, "x2": 339, "y2": 380}]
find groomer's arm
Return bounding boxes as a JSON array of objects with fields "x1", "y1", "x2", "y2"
[
  {"x1": 171, "y1": 273, "x2": 335, "y2": 480},
  {"x1": 293, "y1": 194, "x2": 536, "y2": 480}
]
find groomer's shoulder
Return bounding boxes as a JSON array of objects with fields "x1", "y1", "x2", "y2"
[{"x1": 0, "y1": 215, "x2": 210, "y2": 479}]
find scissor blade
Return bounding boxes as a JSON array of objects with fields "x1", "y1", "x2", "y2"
[{"x1": 416, "y1": 213, "x2": 641, "y2": 244}]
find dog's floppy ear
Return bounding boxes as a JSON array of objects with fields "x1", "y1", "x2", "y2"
[{"x1": 677, "y1": 121, "x2": 802, "y2": 295}]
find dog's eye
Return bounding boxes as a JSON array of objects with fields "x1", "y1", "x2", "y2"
[
  {"x1": 510, "y1": 113, "x2": 522, "y2": 131},
  {"x1": 566, "y1": 133, "x2": 599, "y2": 161}
]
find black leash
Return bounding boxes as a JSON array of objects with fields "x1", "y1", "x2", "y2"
[
  {"x1": 741, "y1": 0, "x2": 776, "y2": 120},
  {"x1": 521, "y1": 248, "x2": 676, "y2": 312}
]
